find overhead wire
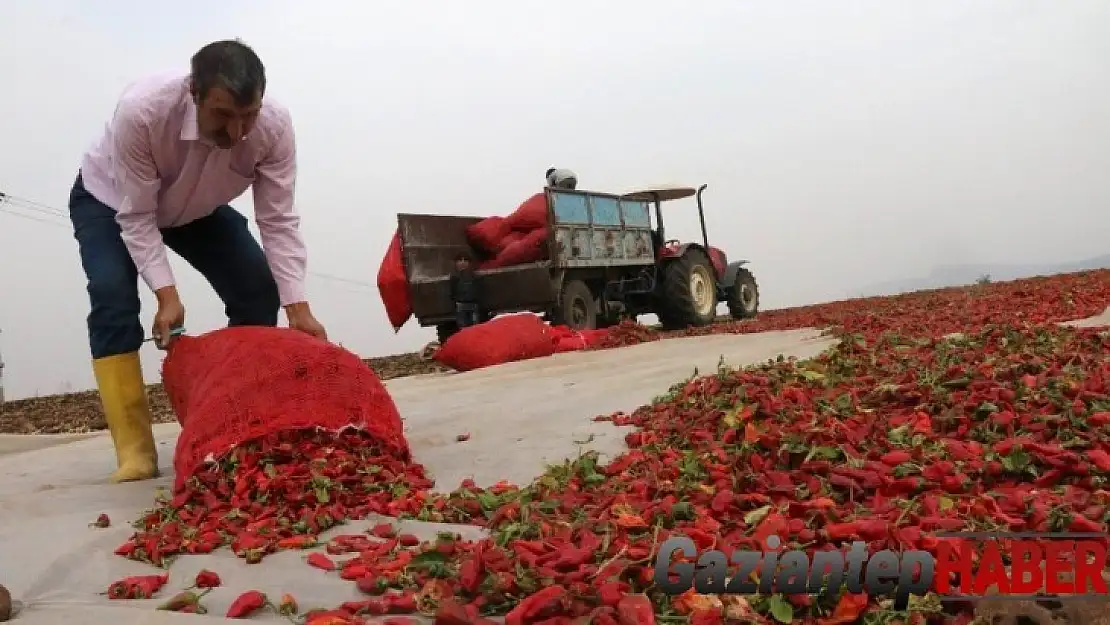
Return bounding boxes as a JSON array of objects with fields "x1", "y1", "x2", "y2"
[{"x1": 0, "y1": 189, "x2": 379, "y2": 293}]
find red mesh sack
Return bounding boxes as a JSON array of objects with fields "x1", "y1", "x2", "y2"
[
  {"x1": 494, "y1": 231, "x2": 525, "y2": 254},
  {"x1": 466, "y1": 217, "x2": 512, "y2": 253},
  {"x1": 377, "y1": 230, "x2": 412, "y2": 330},
  {"x1": 433, "y1": 314, "x2": 554, "y2": 372},
  {"x1": 494, "y1": 227, "x2": 549, "y2": 267},
  {"x1": 579, "y1": 328, "x2": 609, "y2": 348},
  {"x1": 549, "y1": 325, "x2": 585, "y2": 353},
  {"x1": 549, "y1": 325, "x2": 610, "y2": 353},
  {"x1": 505, "y1": 193, "x2": 548, "y2": 231},
  {"x1": 163, "y1": 326, "x2": 409, "y2": 491}
]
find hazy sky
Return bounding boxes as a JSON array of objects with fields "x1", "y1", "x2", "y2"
[{"x1": 1, "y1": 1, "x2": 1108, "y2": 399}]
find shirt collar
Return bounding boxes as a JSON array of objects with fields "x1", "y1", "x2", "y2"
[{"x1": 180, "y1": 97, "x2": 200, "y2": 141}]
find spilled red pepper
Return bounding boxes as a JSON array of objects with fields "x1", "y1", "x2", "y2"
[
  {"x1": 109, "y1": 270, "x2": 1110, "y2": 623},
  {"x1": 226, "y1": 591, "x2": 268, "y2": 618},
  {"x1": 105, "y1": 574, "x2": 168, "y2": 599}
]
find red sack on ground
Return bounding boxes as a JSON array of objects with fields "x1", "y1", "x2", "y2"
[
  {"x1": 554, "y1": 335, "x2": 585, "y2": 353},
  {"x1": 494, "y1": 227, "x2": 548, "y2": 267},
  {"x1": 377, "y1": 230, "x2": 412, "y2": 330},
  {"x1": 163, "y1": 327, "x2": 409, "y2": 491},
  {"x1": 549, "y1": 325, "x2": 609, "y2": 352},
  {"x1": 505, "y1": 193, "x2": 548, "y2": 232},
  {"x1": 433, "y1": 314, "x2": 554, "y2": 371},
  {"x1": 578, "y1": 328, "x2": 610, "y2": 348},
  {"x1": 466, "y1": 217, "x2": 512, "y2": 253},
  {"x1": 494, "y1": 231, "x2": 525, "y2": 254}
]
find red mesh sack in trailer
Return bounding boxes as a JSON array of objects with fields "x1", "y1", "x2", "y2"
[
  {"x1": 465, "y1": 216, "x2": 512, "y2": 254},
  {"x1": 377, "y1": 230, "x2": 412, "y2": 331},
  {"x1": 505, "y1": 192, "x2": 548, "y2": 232},
  {"x1": 433, "y1": 314, "x2": 555, "y2": 371},
  {"x1": 494, "y1": 227, "x2": 549, "y2": 267},
  {"x1": 494, "y1": 231, "x2": 524, "y2": 254},
  {"x1": 163, "y1": 326, "x2": 410, "y2": 491}
]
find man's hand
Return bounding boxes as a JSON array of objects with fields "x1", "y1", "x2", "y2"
[
  {"x1": 152, "y1": 286, "x2": 186, "y2": 349},
  {"x1": 285, "y1": 302, "x2": 327, "y2": 341}
]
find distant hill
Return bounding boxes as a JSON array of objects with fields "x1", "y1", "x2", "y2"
[{"x1": 858, "y1": 254, "x2": 1110, "y2": 297}]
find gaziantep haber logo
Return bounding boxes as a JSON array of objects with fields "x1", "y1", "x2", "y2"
[{"x1": 654, "y1": 532, "x2": 1109, "y2": 611}]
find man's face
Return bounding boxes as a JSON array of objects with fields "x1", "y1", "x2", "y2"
[
  {"x1": 456, "y1": 259, "x2": 469, "y2": 271},
  {"x1": 193, "y1": 85, "x2": 262, "y2": 149}
]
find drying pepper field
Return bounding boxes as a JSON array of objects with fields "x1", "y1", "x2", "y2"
[{"x1": 108, "y1": 270, "x2": 1109, "y2": 624}]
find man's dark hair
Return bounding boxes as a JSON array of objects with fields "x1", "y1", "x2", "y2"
[
  {"x1": 455, "y1": 252, "x2": 472, "y2": 262},
  {"x1": 190, "y1": 39, "x2": 266, "y2": 107}
]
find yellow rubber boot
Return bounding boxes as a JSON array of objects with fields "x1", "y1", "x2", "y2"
[{"x1": 92, "y1": 352, "x2": 159, "y2": 482}]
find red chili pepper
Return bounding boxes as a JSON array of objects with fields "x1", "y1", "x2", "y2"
[
  {"x1": 1069, "y1": 514, "x2": 1104, "y2": 533},
  {"x1": 817, "y1": 592, "x2": 869, "y2": 625},
  {"x1": 386, "y1": 592, "x2": 417, "y2": 613},
  {"x1": 278, "y1": 535, "x2": 318, "y2": 550},
  {"x1": 504, "y1": 585, "x2": 567, "y2": 625},
  {"x1": 433, "y1": 599, "x2": 471, "y2": 625},
  {"x1": 357, "y1": 575, "x2": 387, "y2": 595},
  {"x1": 1089, "y1": 412, "x2": 1110, "y2": 426},
  {"x1": 596, "y1": 581, "x2": 629, "y2": 607},
  {"x1": 879, "y1": 450, "x2": 912, "y2": 466},
  {"x1": 1087, "y1": 449, "x2": 1110, "y2": 472},
  {"x1": 615, "y1": 594, "x2": 655, "y2": 625},
  {"x1": 157, "y1": 591, "x2": 207, "y2": 612},
  {"x1": 370, "y1": 523, "x2": 396, "y2": 538},
  {"x1": 105, "y1": 574, "x2": 169, "y2": 599},
  {"x1": 226, "y1": 590, "x2": 268, "y2": 618},
  {"x1": 193, "y1": 569, "x2": 221, "y2": 588},
  {"x1": 307, "y1": 552, "x2": 337, "y2": 571},
  {"x1": 305, "y1": 610, "x2": 360, "y2": 624},
  {"x1": 459, "y1": 556, "x2": 483, "y2": 593},
  {"x1": 340, "y1": 563, "x2": 370, "y2": 580}
]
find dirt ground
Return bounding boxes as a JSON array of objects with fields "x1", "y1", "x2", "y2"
[{"x1": 0, "y1": 352, "x2": 448, "y2": 435}]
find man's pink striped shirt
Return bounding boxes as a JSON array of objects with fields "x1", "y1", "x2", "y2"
[{"x1": 79, "y1": 72, "x2": 308, "y2": 306}]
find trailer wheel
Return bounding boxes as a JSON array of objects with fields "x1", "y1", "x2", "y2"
[
  {"x1": 727, "y1": 267, "x2": 760, "y2": 319},
  {"x1": 660, "y1": 250, "x2": 718, "y2": 328},
  {"x1": 436, "y1": 321, "x2": 459, "y2": 343},
  {"x1": 553, "y1": 280, "x2": 597, "y2": 330}
]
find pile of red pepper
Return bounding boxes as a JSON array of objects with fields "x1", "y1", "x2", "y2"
[
  {"x1": 111, "y1": 270, "x2": 1110, "y2": 624},
  {"x1": 116, "y1": 429, "x2": 433, "y2": 567}
]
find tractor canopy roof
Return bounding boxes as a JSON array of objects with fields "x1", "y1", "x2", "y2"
[{"x1": 619, "y1": 185, "x2": 699, "y2": 202}]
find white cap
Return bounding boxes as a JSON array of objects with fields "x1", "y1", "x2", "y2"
[{"x1": 546, "y1": 168, "x2": 578, "y2": 189}]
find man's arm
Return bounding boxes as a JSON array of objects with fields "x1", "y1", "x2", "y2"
[
  {"x1": 448, "y1": 274, "x2": 459, "y2": 301},
  {"x1": 253, "y1": 110, "x2": 308, "y2": 308},
  {"x1": 112, "y1": 105, "x2": 174, "y2": 295}
]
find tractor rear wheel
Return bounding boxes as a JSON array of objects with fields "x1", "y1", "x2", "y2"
[
  {"x1": 553, "y1": 279, "x2": 597, "y2": 330},
  {"x1": 728, "y1": 267, "x2": 760, "y2": 319},
  {"x1": 659, "y1": 250, "x2": 718, "y2": 328}
]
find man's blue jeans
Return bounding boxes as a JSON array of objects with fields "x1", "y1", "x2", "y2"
[{"x1": 68, "y1": 173, "x2": 280, "y2": 359}]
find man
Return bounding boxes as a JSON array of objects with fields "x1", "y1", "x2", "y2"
[
  {"x1": 69, "y1": 40, "x2": 327, "y2": 483},
  {"x1": 545, "y1": 167, "x2": 578, "y2": 190},
  {"x1": 448, "y1": 253, "x2": 482, "y2": 329}
]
